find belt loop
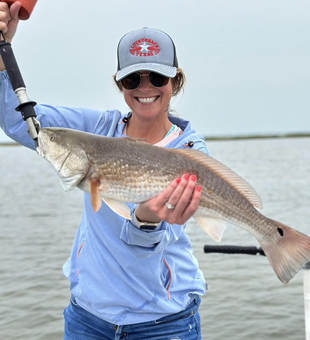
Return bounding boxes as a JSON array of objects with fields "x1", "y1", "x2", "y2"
[{"x1": 194, "y1": 294, "x2": 199, "y2": 305}]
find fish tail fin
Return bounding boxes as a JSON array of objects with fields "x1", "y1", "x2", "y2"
[{"x1": 260, "y1": 220, "x2": 310, "y2": 284}]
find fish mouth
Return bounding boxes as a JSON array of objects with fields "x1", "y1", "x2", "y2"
[{"x1": 36, "y1": 132, "x2": 45, "y2": 157}]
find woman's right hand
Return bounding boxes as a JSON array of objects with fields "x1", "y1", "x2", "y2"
[
  {"x1": 0, "y1": 1, "x2": 20, "y2": 42},
  {"x1": 0, "y1": 1, "x2": 21, "y2": 70},
  {"x1": 135, "y1": 174, "x2": 202, "y2": 226}
]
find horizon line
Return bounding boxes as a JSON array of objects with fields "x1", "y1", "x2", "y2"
[{"x1": 1, "y1": 132, "x2": 310, "y2": 146}]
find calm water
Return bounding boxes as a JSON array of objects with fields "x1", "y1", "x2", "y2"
[{"x1": 1, "y1": 137, "x2": 310, "y2": 340}]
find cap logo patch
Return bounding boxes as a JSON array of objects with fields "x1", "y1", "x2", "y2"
[{"x1": 130, "y1": 38, "x2": 160, "y2": 57}]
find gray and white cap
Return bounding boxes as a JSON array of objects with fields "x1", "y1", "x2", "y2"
[{"x1": 116, "y1": 27, "x2": 178, "y2": 81}]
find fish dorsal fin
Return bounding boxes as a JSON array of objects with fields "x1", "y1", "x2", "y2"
[
  {"x1": 173, "y1": 149, "x2": 263, "y2": 209},
  {"x1": 103, "y1": 198, "x2": 131, "y2": 220},
  {"x1": 194, "y1": 216, "x2": 227, "y2": 242}
]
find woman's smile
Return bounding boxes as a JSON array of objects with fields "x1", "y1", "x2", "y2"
[{"x1": 135, "y1": 96, "x2": 159, "y2": 104}]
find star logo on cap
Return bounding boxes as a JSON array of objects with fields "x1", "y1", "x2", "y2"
[{"x1": 138, "y1": 42, "x2": 151, "y2": 52}]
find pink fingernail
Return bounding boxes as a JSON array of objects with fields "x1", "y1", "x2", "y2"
[
  {"x1": 196, "y1": 185, "x2": 202, "y2": 192},
  {"x1": 183, "y1": 173, "x2": 190, "y2": 180},
  {"x1": 176, "y1": 178, "x2": 181, "y2": 184},
  {"x1": 191, "y1": 175, "x2": 197, "y2": 181}
]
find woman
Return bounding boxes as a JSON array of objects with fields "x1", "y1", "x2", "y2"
[{"x1": 0, "y1": 3, "x2": 209, "y2": 339}]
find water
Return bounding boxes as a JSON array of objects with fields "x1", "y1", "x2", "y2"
[{"x1": 1, "y1": 137, "x2": 309, "y2": 339}]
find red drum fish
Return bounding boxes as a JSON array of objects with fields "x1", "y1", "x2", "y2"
[{"x1": 37, "y1": 127, "x2": 310, "y2": 284}]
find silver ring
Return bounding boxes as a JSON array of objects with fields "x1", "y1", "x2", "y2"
[{"x1": 165, "y1": 202, "x2": 175, "y2": 210}]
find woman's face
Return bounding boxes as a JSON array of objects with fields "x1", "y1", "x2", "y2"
[{"x1": 122, "y1": 72, "x2": 173, "y2": 121}]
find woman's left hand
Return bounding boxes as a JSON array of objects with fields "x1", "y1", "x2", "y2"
[{"x1": 135, "y1": 173, "x2": 202, "y2": 226}]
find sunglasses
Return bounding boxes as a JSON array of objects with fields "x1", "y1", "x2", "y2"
[{"x1": 121, "y1": 72, "x2": 170, "y2": 90}]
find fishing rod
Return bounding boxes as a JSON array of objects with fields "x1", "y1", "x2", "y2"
[
  {"x1": 204, "y1": 244, "x2": 310, "y2": 340},
  {"x1": 0, "y1": 0, "x2": 40, "y2": 147}
]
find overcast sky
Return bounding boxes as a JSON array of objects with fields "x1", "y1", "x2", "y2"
[{"x1": 0, "y1": 0, "x2": 309, "y2": 142}]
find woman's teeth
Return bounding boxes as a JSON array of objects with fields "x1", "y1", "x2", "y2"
[{"x1": 137, "y1": 97, "x2": 158, "y2": 104}]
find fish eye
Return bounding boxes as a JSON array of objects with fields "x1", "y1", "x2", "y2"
[{"x1": 49, "y1": 134, "x2": 56, "y2": 142}]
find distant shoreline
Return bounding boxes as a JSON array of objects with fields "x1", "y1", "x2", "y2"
[
  {"x1": 0, "y1": 142, "x2": 20, "y2": 146},
  {"x1": 0, "y1": 132, "x2": 310, "y2": 146},
  {"x1": 203, "y1": 132, "x2": 310, "y2": 141},
  {"x1": 0, "y1": 142, "x2": 21, "y2": 146}
]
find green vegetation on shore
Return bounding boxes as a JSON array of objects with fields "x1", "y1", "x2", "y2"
[{"x1": 0, "y1": 142, "x2": 20, "y2": 146}]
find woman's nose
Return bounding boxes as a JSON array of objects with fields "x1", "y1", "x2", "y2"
[{"x1": 139, "y1": 74, "x2": 152, "y2": 91}]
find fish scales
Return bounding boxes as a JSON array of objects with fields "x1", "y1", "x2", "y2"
[
  {"x1": 37, "y1": 127, "x2": 310, "y2": 284},
  {"x1": 87, "y1": 136, "x2": 251, "y2": 209},
  {"x1": 86, "y1": 136, "x2": 277, "y2": 241}
]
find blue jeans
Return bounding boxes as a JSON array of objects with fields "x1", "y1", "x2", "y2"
[{"x1": 63, "y1": 295, "x2": 201, "y2": 340}]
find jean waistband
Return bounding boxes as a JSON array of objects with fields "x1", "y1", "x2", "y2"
[
  {"x1": 153, "y1": 295, "x2": 201, "y2": 325},
  {"x1": 70, "y1": 293, "x2": 201, "y2": 327}
]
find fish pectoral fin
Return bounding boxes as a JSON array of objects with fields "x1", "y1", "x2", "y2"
[
  {"x1": 59, "y1": 173, "x2": 86, "y2": 191},
  {"x1": 193, "y1": 216, "x2": 227, "y2": 242},
  {"x1": 103, "y1": 198, "x2": 131, "y2": 220},
  {"x1": 90, "y1": 179, "x2": 102, "y2": 213}
]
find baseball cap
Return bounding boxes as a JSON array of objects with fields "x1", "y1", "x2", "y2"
[{"x1": 115, "y1": 27, "x2": 179, "y2": 81}]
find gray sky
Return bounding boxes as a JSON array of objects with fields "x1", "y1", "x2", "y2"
[{"x1": 0, "y1": 0, "x2": 309, "y2": 142}]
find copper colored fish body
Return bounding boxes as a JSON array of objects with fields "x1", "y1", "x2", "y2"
[{"x1": 37, "y1": 127, "x2": 310, "y2": 284}]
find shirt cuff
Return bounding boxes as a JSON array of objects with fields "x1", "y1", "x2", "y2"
[{"x1": 130, "y1": 205, "x2": 163, "y2": 232}]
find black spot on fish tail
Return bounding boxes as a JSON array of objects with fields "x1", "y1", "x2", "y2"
[{"x1": 277, "y1": 227, "x2": 284, "y2": 237}]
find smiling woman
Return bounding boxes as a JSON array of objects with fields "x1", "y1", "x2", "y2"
[
  {"x1": 0, "y1": 7, "x2": 209, "y2": 339},
  {"x1": 112, "y1": 28, "x2": 187, "y2": 145}
]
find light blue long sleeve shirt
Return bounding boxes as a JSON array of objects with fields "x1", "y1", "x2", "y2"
[{"x1": 0, "y1": 70, "x2": 209, "y2": 325}]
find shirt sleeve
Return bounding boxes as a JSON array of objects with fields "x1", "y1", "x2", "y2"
[
  {"x1": 120, "y1": 205, "x2": 187, "y2": 258},
  {"x1": 0, "y1": 71, "x2": 115, "y2": 150}
]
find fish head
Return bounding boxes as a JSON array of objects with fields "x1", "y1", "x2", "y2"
[{"x1": 37, "y1": 127, "x2": 90, "y2": 191}]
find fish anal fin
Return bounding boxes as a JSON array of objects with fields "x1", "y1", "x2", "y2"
[
  {"x1": 90, "y1": 178, "x2": 102, "y2": 213},
  {"x1": 103, "y1": 198, "x2": 131, "y2": 220},
  {"x1": 173, "y1": 148, "x2": 263, "y2": 209},
  {"x1": 194, "y1": 216, "x2": 227, "y2": 242}
]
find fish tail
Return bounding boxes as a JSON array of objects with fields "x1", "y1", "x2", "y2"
[{"x1": 260, "y1": 220, "x2": 310, "y2": 284}]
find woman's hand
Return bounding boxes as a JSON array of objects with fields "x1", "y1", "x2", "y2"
[
  {"x1": 0, "y1": 1, "x2": 21, "y2": 70},
  {"x1": 135, "y1": 174, "x2": 202, "y2": 226}
]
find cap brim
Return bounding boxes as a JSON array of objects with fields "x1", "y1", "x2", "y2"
[{"x1": 116, "y1": 63, "x2": 177, "y2": 81}]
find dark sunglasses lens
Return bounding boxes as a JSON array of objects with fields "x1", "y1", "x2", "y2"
[
  {"x1": 149, "y1": 72, "x2": 169, "y2": 88},
  {"x1": 121, "y1": 73, "x2": 141, "y2": 90}
]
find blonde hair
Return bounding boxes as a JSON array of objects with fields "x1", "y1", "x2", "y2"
[{"x1": 113, "y1": 68, "x2": 186, "y2": 97}]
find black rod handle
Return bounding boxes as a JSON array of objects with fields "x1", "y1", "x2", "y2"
[
  {"x1": 204, "y1": 245, "x2": 266, "y2": 256},
  {"x1": 0, "y1": 40, "x2": 26, "y2": 90}
]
